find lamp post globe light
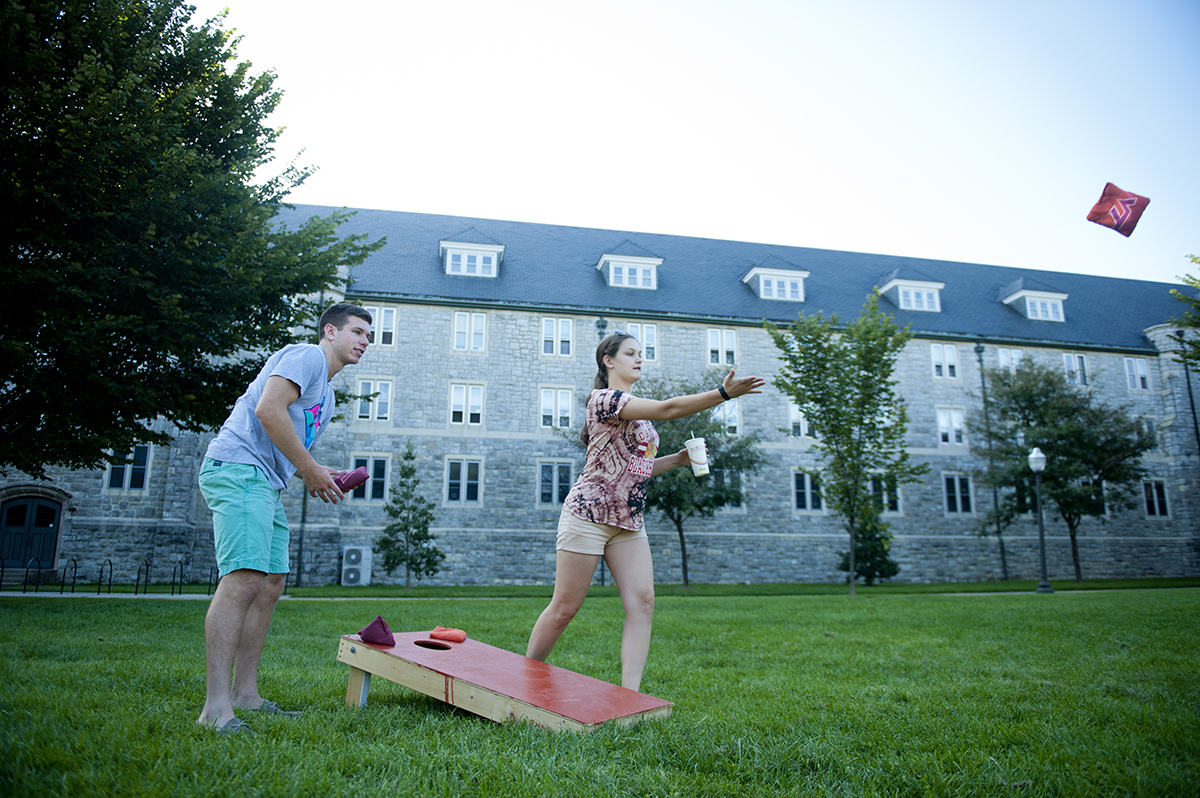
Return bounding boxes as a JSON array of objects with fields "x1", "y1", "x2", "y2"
[{"x1": 1028, "y1": 447, "x2": 1054, "y2": 594}]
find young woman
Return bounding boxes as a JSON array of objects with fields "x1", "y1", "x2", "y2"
[{"x1": 526, "y1": 331, "x2": 765, "y2": 691}]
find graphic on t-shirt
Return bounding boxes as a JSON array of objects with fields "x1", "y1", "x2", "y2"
[
  {"x1": 627, "y1": 426, "x2": 657, "y2": 477},
  {"x1": 303, "y1": 400, "x2": 325, "y2": 449}
]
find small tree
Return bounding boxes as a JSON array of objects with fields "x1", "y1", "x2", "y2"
[
  {"x1": 374, "y1": 442, "x2": 443, "y2": 587},
  {"x1": 638, "y1": 374, "x2": 766, "y2": 588},
  {"x1": 767, "y1": 293, "x2": 929, "y2": 596},
  {"x1": 1168, "y1": 256, "x2": 1200, "y2": 369},
  {"x1": 837, "y1": 513, "x2": 900, "y2": 586},
  {"x1": 969, "y1": 361, "x2": 1155, "y2": 581}
]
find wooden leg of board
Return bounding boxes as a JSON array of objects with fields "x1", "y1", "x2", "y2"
[{"x1": 345, "y1": 666, "x2": 371, "y2": 707}]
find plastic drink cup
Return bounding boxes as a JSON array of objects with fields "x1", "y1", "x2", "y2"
[{"x1": 685, "y1": 437, "x2": 709, "y2": 476}]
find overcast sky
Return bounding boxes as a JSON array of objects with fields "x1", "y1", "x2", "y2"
[{"x1": 187, "y1": 0, "x2": 1199, "y2": 286}]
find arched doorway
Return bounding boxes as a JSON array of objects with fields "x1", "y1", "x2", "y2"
[{"x1": 1, "y1": 497, "x2": 61, "y2": 571}]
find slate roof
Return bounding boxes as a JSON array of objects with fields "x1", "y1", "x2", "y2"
[{"x1": 278, "y1": 205, "x2": 1191, "y2": 353}]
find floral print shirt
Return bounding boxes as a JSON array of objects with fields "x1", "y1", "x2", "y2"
[{"x1": 565, "y1": 389, "x2": 659, "y2": 531}]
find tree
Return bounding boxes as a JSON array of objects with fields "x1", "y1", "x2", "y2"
[
  {"x1": 766, "y1": 293, "x2": 929, "y2": 596},
  {"x1": 1168, "y1": 256, "x2": 1200, "y2": 369},
  {"x1": 637, "y1": 373, "x2": 766, "y2": 588},
  {"x1": 837, "y1": 512, "x2": 900, "y2": 586},
  {"x1": 0, "y1": 0, "x2": 383, "y2": 477},
  {"x1": 968, "y1": 360, "x2": 1155, "y2": 581},
  {"x1": 374, "y1": 441, "x2": 444, "y2": 587}
]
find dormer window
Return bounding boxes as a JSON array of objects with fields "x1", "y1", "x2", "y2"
[
  {"x1": 597, "y1": 254, "x2": 661, "y2": 289},
  {"x1": 1001, "y1": 287, "x2": 1067, "y2": 322},
  {"x1": 879, "y1": 276, "x2": 945, "y2": 313},
  {"x1": 742, "y1": 267, "x2": 810, "y2": 301},
  {"x1": 440, "y1": 240, "x2": 504, "y2": 278}
]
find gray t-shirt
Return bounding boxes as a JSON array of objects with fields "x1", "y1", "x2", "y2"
[{"x1": 205, "y1": 344, "x2": 335, "y2": 490}]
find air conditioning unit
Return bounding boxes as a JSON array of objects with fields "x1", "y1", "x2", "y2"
[{"x1": 341, "y1": 546, "x2": 372, "y2": 586}]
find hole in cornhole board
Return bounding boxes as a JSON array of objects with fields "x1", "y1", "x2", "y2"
[{"x1": 413, "y1": 640, "x2": 452, "y2": 650}]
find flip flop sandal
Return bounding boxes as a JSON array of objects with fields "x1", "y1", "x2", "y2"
[
  {"x1": 254, "y1": 700, "x2": 300, "y2": 718},
  {"x1": 199, "y1": 716, "x2": 255, "y2": 736}
]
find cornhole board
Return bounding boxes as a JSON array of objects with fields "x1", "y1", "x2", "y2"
[{"x1": 336, "y1": 631, "x2": 673, "y2": 732}]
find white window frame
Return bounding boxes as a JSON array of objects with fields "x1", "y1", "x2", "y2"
[
  {"x1": 743, "y1": 267, "x2": 809, "y2": 301},
  {"x1": 936, "y1": 406, "x2": 966, "y2": 446},
  {"x1": 708, "y1": 328, "x2": 737, "y2": 366},
  {"x1": 453, "y1": 311, "x2": 487, "y2": 352},
  {"x1": 793, "y1": 472, "x2": 824, "y2": 513},
  {"x1": 870, "y1": 473, "x2": 901, "y2": 515},
  {"x1": 537, "y1": 460, "x2": 574, "y2": 506},
  {"x1": 1025, "y1": 297, "x2": 1063, "y2": 321},
  {"x1": 541, "y1": 318, "x2": 573, "y2": 357},
  {"x1": 360, "y1": 306, "x2": 396, "y2": 347},
  {"x1": 349, "y1": 455, "x2": 388, "y2": 501},
  {"x1": 445, "y1": 457, "x2": 483, "y2": 505},
  {"x1": 356, "y1": 379, "x2": 392, "y2": 422},
  {"x1": 440, "y1": 241, "x2": 503, "y2": 278},
  {"x1": 106, "y1": 445, "x2": 151, "y2": 491},
  {"x1": 1063, "y1": 353, "x2": 1089, "y2": 386},
  {"x1": 1143, "y1": 480, "x2": 1170, "y2": 518},
  {"x1": 1124, "y1": 357, "x2": 1150, "y2": 392},
  {"x1": 597, "y1": 254, "x2": 661, "y2": 289},
  {"x1": 931, "y1": 344, "x2": 958, "y2": 379},
  {"x1": 997, "y1": 348, "x2": 1023, "y2": 374},
  {"x1": 622, "y1": 322, "x2": 657, "y2": 361},
  {"x1": 880, "y1": 277, "x2": 945, "y2": 313},
  {"x1": 715, "y1": 397, "x2": 740, "y2": 435},
  {"x1": 449, "y1": 383, "x2": 485, "y2": 426},
  {"x1": 788, "y1": 401, "x2": 810, "y2": 438},
  {"x1": 539, "y1": 387, "x2": 573, "y2": 429},
  {"x1": 943, "y1": 474, "x2": 973, "y2": 515}
]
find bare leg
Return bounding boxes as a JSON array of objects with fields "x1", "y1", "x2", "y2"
[
  {"x1": 603, "y1": 537, "x2": 656, "y2": 692},
  {"x1": 197, "y1": 569, "x2": 266, "y2": 727},
  {"x1": 230, "y1": 572, "x2": 286, "y2": 709},
  {"x1": 526, "y1": 550, "x2": 601, "y2": 662}
]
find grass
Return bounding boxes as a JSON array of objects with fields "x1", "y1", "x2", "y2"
[{"x1": 1, "y1": 586, "x2": 1197, "y2": 797}]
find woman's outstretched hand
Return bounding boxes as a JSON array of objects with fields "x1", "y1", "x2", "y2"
[{"x1": 723, "y1": 369, "x2": 766, "y2": 398}]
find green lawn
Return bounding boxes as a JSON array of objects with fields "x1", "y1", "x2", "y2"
[{"x1": 1, "y1": 587, "x2": 1197, "y2": 797}]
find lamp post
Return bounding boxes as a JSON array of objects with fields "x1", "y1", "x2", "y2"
[{"x1": 1028, "y1": 447, "x2": 1053, "y2": 594}]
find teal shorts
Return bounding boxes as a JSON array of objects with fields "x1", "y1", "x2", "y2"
[{"x1": 199, "y1": 458, "x2": 290, "y2": 577}]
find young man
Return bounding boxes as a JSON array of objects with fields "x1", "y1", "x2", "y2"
[{"x1": 196, "y1": 303, "x2": 372, "y2": 735}]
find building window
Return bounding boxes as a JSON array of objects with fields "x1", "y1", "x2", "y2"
[
  {"x1": 870, "y1": 474, "x2": 900, "y2": 514},
  {"x1": 1063, "y1": 353, "x2": 1088, "y2": 386},
  {"x1": 931, "y1": 344, "x2": 958, "y2": 379},
  {"x1": 715, "y1": 398, "x2": 739, "y2": 435},
  {"x1": 761, "y1": 277, "x2": 803, "y2": 301},
  {"x1": 1124, "y1": 357, "x2": 1150, "y2": 391},
  {"x1": 453, "y1": 311, "x2": 487, "y2": 352},
  {"x1": 106, "y1": 445, "x2": 149, "y2": 491},
  {"x1": 622, "y1": 323, "x2": 657, "y2": 360},
  {"x1": 944, "y1": 475, "x2": 973, "y2": 514},
  {"x1": 441, "y1": 241, "x2": 504, "y2": 278},
  {"x1": 542, "y1": 318, "x2": 573, "y2": 356},
  {"x1": 900, "y1": 288, "x2": 940, "y2": 311},
  {"x1": 708, "y1": 328, "x2": 736, "y2": 366},
  {"x1": 794, "y1": 472, "x2": 823, "y2": 512},
  {"x1": 539, "y1": 461, "x2": 573, "y2": 505},
  {"x1": 713, "y1": 469, "x2": 743, "y2": 510},
  {"x1": 997, "y1": 348, "x2": 1023, "y2": 374},
  {"x1": 1143, "y1": 481, "x2": 1169, "y2": 517},
  {"x1": 350, "y1": 456, "x2": 388, "y2": 501},
  {"x1": 447, "y1": 458, "x2": 482, "y2": 503},
  {"x1": 1138, "y1": 418, "x2": 1157, "y2": 449},
  {"x1": 540, "y1": 388, "x2": 572, "y2": 429},
  {"x1": 599, "y1": 255, "x2": 660, "y2": 289},
  {"x1": 936, "y1": 407, "x2": 966, "y2": 445},
  {"x1": 1026, "y1": 297, "x2": 1063, "y2": 321},
  {"x1": 356, "y1": 380, "x2": 391, "y2": 421},
  {"x1": 450, "y1": 383, "x2": 484, "y2": 426},
  {"x1": 788, "y1": 401, "x2": 810, "y2": 438},
  {"x1": 361, "y1": 306, "x2": 396, "y2": 346}
]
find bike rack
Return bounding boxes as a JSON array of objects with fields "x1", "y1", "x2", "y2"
[
  {"x1": 22, "y1": 558, "x2": 43, "y2": 593},
  {"x1": 170, "y1": 561, "x2": 183, "y2": 596},
  {"x1": 60, "y1": 558, "x2": 79, "y2": 595},
  {"x1": 98, "y1": 559, "x2": 113, "y2": 594}
]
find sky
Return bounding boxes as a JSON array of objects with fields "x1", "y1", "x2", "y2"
[{"x1": 186, "y1": 0, "x2": 1199, "y2": 286}]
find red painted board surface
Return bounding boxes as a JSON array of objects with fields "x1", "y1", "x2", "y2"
[{"x1": 344, "y1": 632, "x2": 672, "y2": 725}]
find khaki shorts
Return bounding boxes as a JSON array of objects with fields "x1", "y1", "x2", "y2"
[{"x1": 556, "y1": 505, "x2": 647, "y2": 555}]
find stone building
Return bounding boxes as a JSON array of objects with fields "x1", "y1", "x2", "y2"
[{"x1": 3, "y1": 205, "x2": 1197, "y2": 587}]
